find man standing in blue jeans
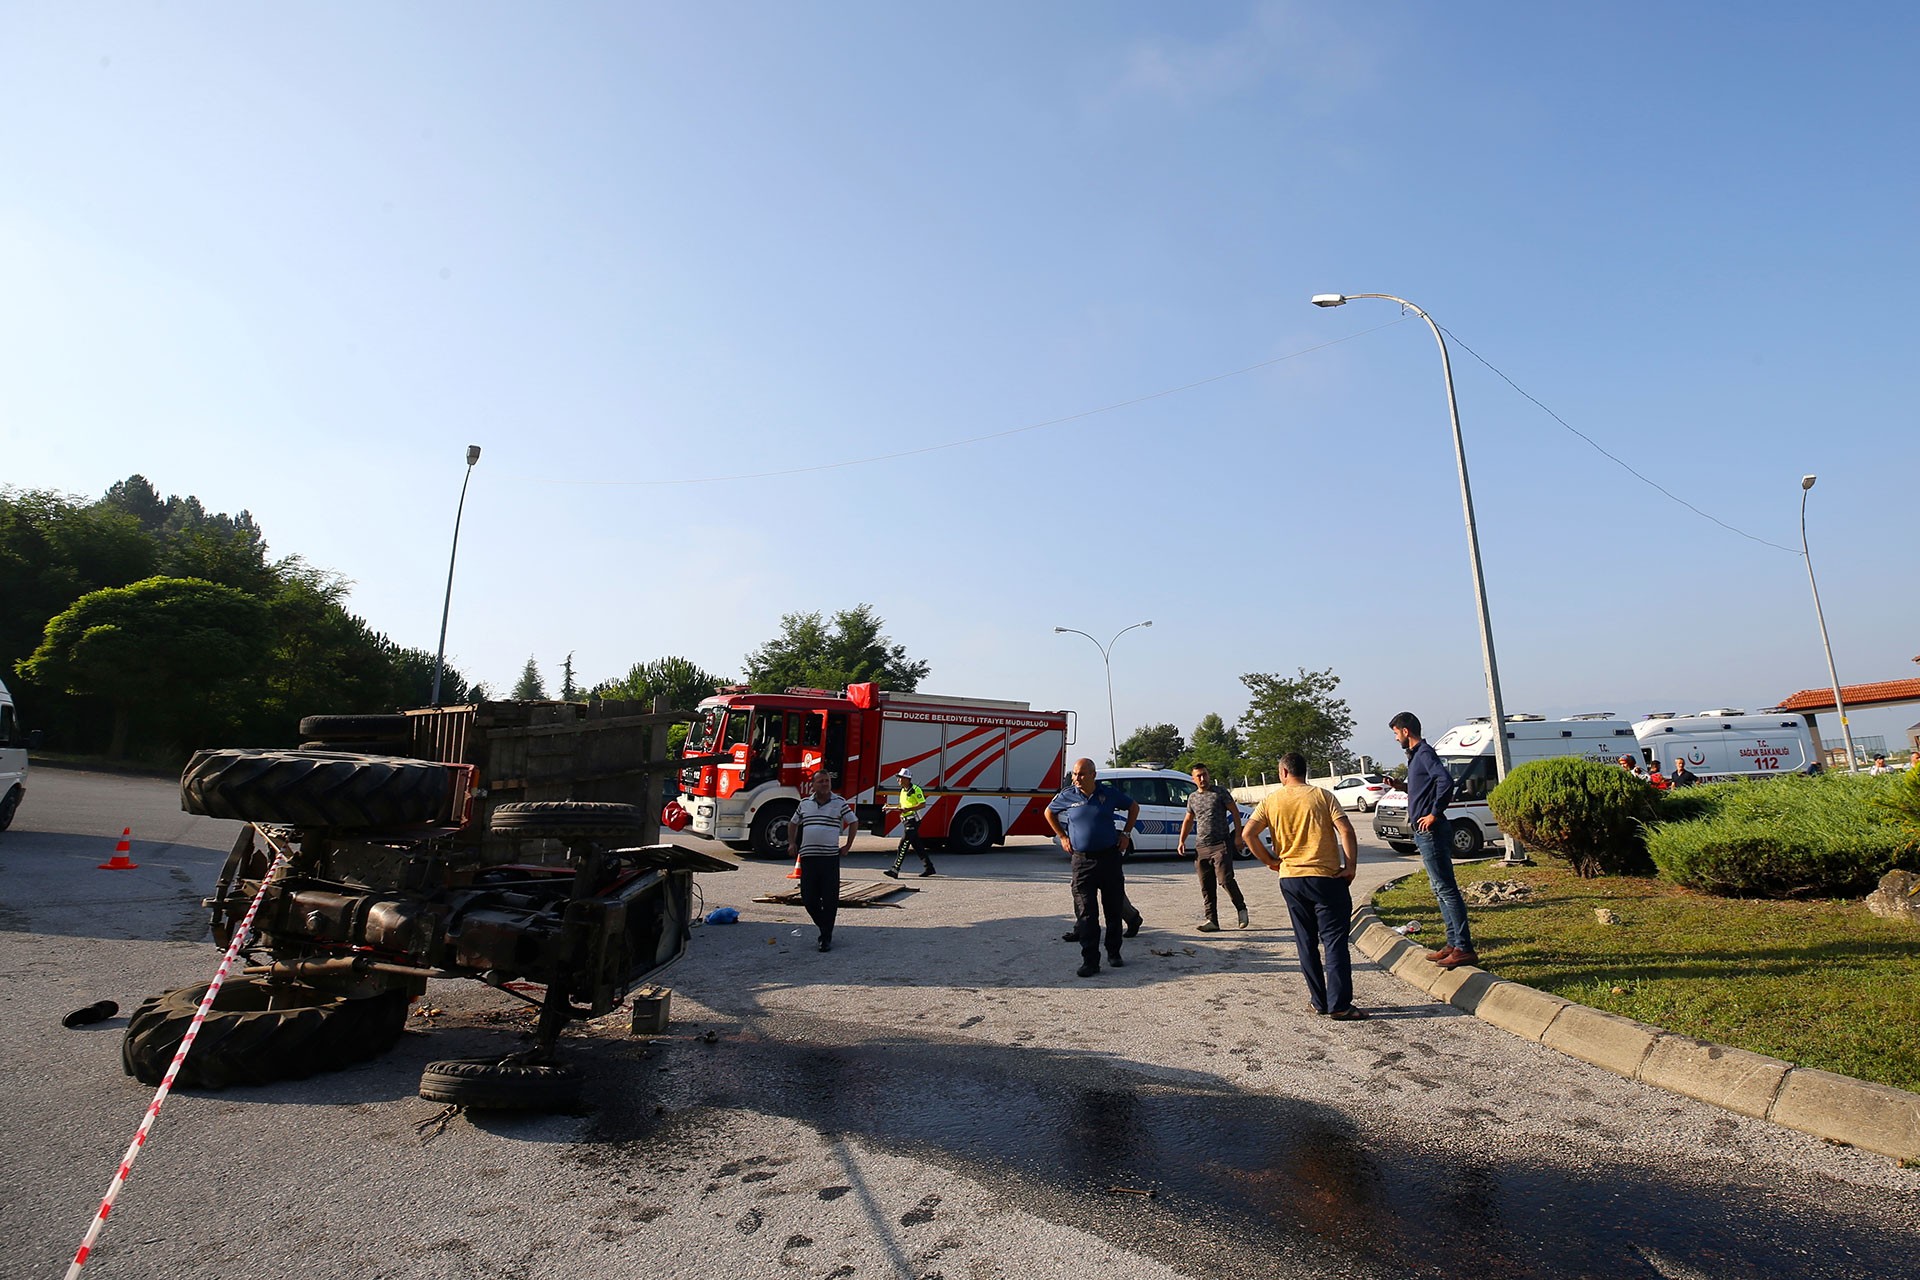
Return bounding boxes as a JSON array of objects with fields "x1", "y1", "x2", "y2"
[{"x1": 1390, "y1": 711, "x2": 1477, "y2": 969}]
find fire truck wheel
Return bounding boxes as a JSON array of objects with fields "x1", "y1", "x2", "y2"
[
  {"x1": 418, "y1": 1057, "x2": 583, "y2": 1111},
  {"x1": 748, "y1": 801, "x2": 797, "y2": 859},
  {"x1": 948, "y1": 807, "x2": 1000, "y2": 855},
  {"x1": 490, "y1": 801, "x2": 643, "y2": 841},
  {"x1": 182, "y1": 749, "x2": 457, "y2": 829},
  {"x1": 121, "y1": 978, "x2": 411, "y2": 1088},
  {"x1": 297, "y1": 713, "x2": 412, "y2": 743}
]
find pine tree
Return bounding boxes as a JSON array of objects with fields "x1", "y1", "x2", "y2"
[{"x1": 512, "y1": 656, "x2": 548, "y2": 700}]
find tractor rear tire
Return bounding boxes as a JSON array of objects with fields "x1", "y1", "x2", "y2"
[
  {"x1": 121, "y1": 977, "x2": 410, "y2": 1088},
  {"x1": 490, "y1": 801, "x2": 643, "y2": 842},
  {"x1": 418, "y1": 1057, "x2": 583, "y2": 1111},
  {"x1": 298, "y1": 714, "x2": 411, "y2": 743},
  {"x1": 181, "y1": 749, "x2": 456, "y2": 829}
]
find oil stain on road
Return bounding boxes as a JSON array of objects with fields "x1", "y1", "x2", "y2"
[{"x1": 584, "y1": 1020, "x2": 1903, "y2": 1280}]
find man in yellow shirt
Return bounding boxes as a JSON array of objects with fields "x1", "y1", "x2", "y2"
[{"x1": 1242, "y1": 750, "x2": 1365, "y2": 1020}]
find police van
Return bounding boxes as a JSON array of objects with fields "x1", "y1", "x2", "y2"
[{"x1": 0, "y1": 678, "x2": 40, "y2": 832}]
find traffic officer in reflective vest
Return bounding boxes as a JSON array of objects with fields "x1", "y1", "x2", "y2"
[{"x1": 884, "y1": 768, "x2": 937, "y2": 879}]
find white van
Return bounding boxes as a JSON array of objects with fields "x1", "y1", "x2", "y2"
[
  {"x1": 1373, "y1": 714, "x2": 1641, "y2": 856},
  {"x1": 1632, "y1": 710, "x2": 1819, "y2": 779},
  {"x1": 0, "y1": 678, "x2": 39, "y2": 832}
]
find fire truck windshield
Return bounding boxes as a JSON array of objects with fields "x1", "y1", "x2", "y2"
[{"x1": 685, "y1": 707, "x2": 721, "y2": 754}]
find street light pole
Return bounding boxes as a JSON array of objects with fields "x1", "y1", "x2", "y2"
[
  {"x1": 430, "y1": 444, "x2": 483, "y2": 707},
  {"x1": 1312, "y1": 293, "x2": 1523, "y2": 863},
  {"x1": 1053, "y1": 621, "x2": 1153, "y2": 763},
  {"x1": 1798, "y1": 475, "x2": 1857, "y2": 772}
]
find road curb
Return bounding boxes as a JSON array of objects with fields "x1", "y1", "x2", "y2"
[{"x1": 1349, "y1": 904, "x2": 1920, "y2": 1162}]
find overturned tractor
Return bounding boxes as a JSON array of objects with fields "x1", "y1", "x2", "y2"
[{"x1": 122, "y1": 702, "x2": 732, "y2": 1109}]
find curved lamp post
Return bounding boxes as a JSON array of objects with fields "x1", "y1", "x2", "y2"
[
  {"x1": 1798, "y1": 475, "x2": 1857, "y2": 772},
  {"x1": 1312, "y1": 292, "x2": 1522, "y2": 862},
  {"x1": 1054, "y1": 620, "x2": 1153, "y2": 763},
  {"x1": 430, "y1": 444, "x2": 483, "y2": 707}
]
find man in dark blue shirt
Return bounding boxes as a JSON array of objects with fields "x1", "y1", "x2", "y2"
[
  {"x1": 1046, "y1": 758, "x2": 1140, "y2": 978},
  {"x1": 1390, "y1": 711, "x2": 1477, "y2": 969}
]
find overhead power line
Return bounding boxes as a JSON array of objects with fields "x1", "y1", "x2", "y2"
[{"x1": 1438, "y1": 326, "x2": 1801, "y2": 556}]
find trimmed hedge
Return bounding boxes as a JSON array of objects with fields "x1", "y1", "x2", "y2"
[
  {"x1": 1645, "y1": 772, "x2": 1919, "y2": 898},
  {"x1": 1487, "y1": 757, "x2": 1657, "y2": 878}
]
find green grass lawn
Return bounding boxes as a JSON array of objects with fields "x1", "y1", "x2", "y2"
[{"x1": 1370, "y1": 860, "x2": 1920, "y2": 1094}]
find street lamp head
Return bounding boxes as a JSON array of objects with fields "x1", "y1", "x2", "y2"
[
  {"x1": 1310, "y1": 294, "x2": 1347, "y2": 308},
  {"x1": 1800, "y1": 474, "x2": 1816, "y2": 491},
  {"x1": 1139, "y1": 620, "x2": 1153, "y2": 628},
  {"x1": 466, "y1": 444, "x2": 483, "y2": 467},
  {"x1": 1052, "y1": 626, "x2": 1067, "y2": 634}
]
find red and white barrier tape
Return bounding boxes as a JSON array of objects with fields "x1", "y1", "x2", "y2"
[{"x1": 66, "y1": 839, "x2": 292, "y2": 1279}]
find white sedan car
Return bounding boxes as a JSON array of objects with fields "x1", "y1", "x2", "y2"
[
  {"x1": 1328, "y1": 774, "x2": 1391, "y2": 811},
  {"x1": 1053, "y1": 767, "x2": 1256, "y2": 859}
]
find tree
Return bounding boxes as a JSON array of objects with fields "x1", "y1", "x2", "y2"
[
  {"x1": 744, "y1": 604, "x2": 928, "y2": 693},
  {"x1": 1175, "y1": 712, "x2": 1245, "y2": 780},
  {"x1": 1113, "y1": 723, "x2": 1186, "y2": 768},
  {"x1": 590, "y1": 656, "x2": 730, "y2": 712},
  {"x1": 0, "y1": 487, "x2": 156, "y2": 666},
  {"x1": 19, "y1": 576, "x2": 270, "y2": 757},
  {"x1": 511, "y1": 656, "x2": 549, "y2": 701},
  {"x1": 1236, "y1": 667, "x2": 1357, "y2": 778},
  {"x1": 560, "y1": 653, "x2": 578, "y2": 701}
]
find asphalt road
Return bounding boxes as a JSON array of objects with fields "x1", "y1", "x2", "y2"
[{"x1": 2, "y1": 769, "x2": 1914, "y2": 1280}]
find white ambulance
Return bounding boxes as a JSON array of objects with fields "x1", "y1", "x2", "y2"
[
  {"x1": 0, "y1": 678, "x2": 39, "y2": 832},
  {"x1": 1632, "y1": 709, "x2": 1820, "y2": 779},
  {"x1": 1372, "y1": 713, "x2": 1641, "y2": 856}
]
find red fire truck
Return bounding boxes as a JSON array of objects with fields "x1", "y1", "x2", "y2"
[{"x1": 668, "y1": 683, "x2": 1071, "y2": 858}]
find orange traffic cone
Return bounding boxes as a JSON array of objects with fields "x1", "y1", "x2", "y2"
[
  {"x1": 99, "y1": 827, "x2": 139, "y2": 871},
  {"x1": 786, "y1": 857, "x2": 802, "y2": 879}
]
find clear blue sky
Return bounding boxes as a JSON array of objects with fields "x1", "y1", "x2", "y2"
[{"x1": 6, "y1": 3, "x2": 1916, "y2": 764}]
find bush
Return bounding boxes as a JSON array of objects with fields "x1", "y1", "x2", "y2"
[
  {"x1": 1645, "y1": 772, "x2": 1919, "y2": 898},
  {"x1": 1487, "y1": 757, "x2": 1657, "y2": 877}
]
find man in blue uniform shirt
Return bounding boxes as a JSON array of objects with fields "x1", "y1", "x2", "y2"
[{"x1": 1046, "y1": 758, "x2": 1140, "y2": 978}]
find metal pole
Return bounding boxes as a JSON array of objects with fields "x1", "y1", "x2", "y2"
[
  {"x1": 1799, "y1": 477, "x2": 1857, "y2": 772},
  {"x1": 1312, "y1": 293, "x2": 1521, "y2": 862},
  {"x1": 1054, "y1": 621, "x2": 1152, "y2": 763},
  {"x1": 430, "y1": 445, "x2": 482, "y2": 707}
]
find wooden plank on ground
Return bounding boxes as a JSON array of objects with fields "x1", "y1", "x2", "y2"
[{"x1": 753, "y1": 879, "x2": 919, "y2": 908}]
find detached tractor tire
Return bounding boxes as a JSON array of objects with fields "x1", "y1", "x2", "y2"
[
  {"x1": 298, "y1": 714, "x2": 411, "y2": 744},
  {"x1": 182, "y1": 749, "x2": 458, "y2": 829},
  {"x1": 121, "y1": 977, "x2": 410, "y2": 1088},
  {"x1": 418, "y1": 1057, "x2": 583, "y2": 1112},
  {"x1": 490, "y1": 801, "x2": 643, "y2": 842},
  {"x1": 948, "y1": 807, "x2": 1000, "y2": 855}
]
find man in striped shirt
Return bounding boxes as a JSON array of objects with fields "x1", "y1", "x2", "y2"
[{"x1": 789, "y1": 769, "x2": 858, "y2": 952}]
